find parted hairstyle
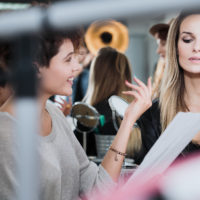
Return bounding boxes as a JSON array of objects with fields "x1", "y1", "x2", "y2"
[{"x1": 160, "y1": 10, "x2": 200, "y2": 131}]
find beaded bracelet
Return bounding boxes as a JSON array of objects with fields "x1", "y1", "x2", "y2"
[{"x1": 109, "y1": 146, "x2": 127, "y2": 161}]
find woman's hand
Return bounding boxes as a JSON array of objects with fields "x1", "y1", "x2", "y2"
[
  {"x1": 55, "y1": 97, "x2": 72, "y2": 116},
  {"x1": 122, "y1": 76, "x2": 152, "y2": 121}
]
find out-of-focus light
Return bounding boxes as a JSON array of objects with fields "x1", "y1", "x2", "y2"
[{"x1": 0, "y1": 3, "x2": 30, "y2": 10}]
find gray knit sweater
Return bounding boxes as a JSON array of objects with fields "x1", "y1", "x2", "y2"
[{"x1": 0, "y1": 101, "x2": 114, "y2": 200}]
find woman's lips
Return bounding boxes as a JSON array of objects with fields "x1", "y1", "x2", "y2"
[
  {"x1": 189, "y1": 57, "x2": 200, "y2": 63},
  {"x1": 67, "y1": 77, "x2": 74, "y2": 86}
]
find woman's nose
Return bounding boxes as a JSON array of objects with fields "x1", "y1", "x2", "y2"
[
  {"x1": 72, "y1": 57, "x2": 82, "y2": 73},
  {"x1": 193, "y1": 40, "x2": 200, "y2": 52}
]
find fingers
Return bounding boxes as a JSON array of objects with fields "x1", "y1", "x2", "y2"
[
  {"x1": 133, "y1": 76, "x2": 150, "y2": 96},
  {"x1": 125, "y1": 76, "x2": 152, "y2": 99},
  {"x1": 147, "y1": 77, "x2": 152, "y2": 96},
  {"x1": 55, "y1": 97, "x2": 72, "y2": 112},
  {"x1": 133, "y1": 76, "x2": 146, "y2": 89},
  {"x1": 125, "y1": 81, "x2": 144, "y2": 98},
  {"x1": 122, "y1": 77, "x2": 152, "y2": 120},
  {"x1": 122, "y1": 90, "x2": 140, "y2": 100}
]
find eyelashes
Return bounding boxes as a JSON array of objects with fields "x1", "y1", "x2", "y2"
[
  {"x1": 65, "y1": 57, "x2": 72, "y2": 62},
  {"x1": 182, "y1": 38, "x2": 193, "y2": 43}
]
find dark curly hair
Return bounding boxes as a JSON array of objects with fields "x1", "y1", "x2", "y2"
[
  {"x1": 0, "y1": 41, "x2": 12, "y2": 87},
  {"x1": 34, "y1": 29, "x2": 83, "y2": 68}
]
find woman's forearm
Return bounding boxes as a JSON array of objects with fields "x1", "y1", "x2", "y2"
[
  {"x1": 101, "y1": 77, "x2": 152, "y2": 181},
  {"x1": 101, "y1": 114, "x2": 137, "y2": 181}
]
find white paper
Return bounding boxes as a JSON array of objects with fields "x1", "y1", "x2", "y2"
[{"x1": 126, "y1": 112, "x2": 200, "y2": 185}]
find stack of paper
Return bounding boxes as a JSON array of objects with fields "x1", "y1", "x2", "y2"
[{"x1": 126, "y1": 112, "x2": 200, "y2": 185}]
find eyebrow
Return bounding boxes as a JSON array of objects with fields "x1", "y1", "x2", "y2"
[
  {"x1": 63, "y1": 52, "x2": 74, "y2": 60},
  {"x1": 180, "y1": 31, "x2": 193, "y2": 35}
]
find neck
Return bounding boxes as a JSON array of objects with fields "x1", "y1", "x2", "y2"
[
  {"x1": 38, "y1": 92, "x2": 53, "y2": 136},
  {"x1": 184, "y1": 72, "x2": 200, "y2": 111},
  {"x1": 0, "y1": 95, "x2": 15, "y2": 115},
  {"x1": 37, "y1": 89, "x2": 52, "y2": 112}
]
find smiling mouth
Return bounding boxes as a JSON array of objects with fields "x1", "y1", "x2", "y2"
[
  {"x1": 67, "y1": 78, "x2": 74, "y2": 85},
  {"x1": 68, "y1": 77, "x2": 74, "y2": 81}
]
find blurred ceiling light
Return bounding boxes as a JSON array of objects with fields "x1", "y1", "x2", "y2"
[{"x1": 0, "y1": 3, "x2": 30, "y2": 10}]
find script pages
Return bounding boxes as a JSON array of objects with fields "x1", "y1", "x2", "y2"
[{"x1": 126, "y1": 112, "x2": 200, "y2": 185}]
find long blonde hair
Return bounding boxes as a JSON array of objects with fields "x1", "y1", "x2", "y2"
[
  {"x1": 83, "y1": 47, "x2": 142, "y2": 155},
  {"x1": 159, "y1": 10, "x2": 200, "y2": 132}
]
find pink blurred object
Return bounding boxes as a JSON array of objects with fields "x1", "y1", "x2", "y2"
[{"x1": 88, "y1": 152, "x2": 200, "y2": 200}]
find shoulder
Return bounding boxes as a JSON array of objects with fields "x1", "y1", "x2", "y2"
[
  {"x1": 46, "y1": 100, "x2": 77, "y2": 138},
  {"x1": 94, "y1": 99, "x2": 110, "y2": 110},
  {"x1": 94, "y1": 99, "x2": 112, "y2": 118},
  {"x1": 46, "y1": 100, "x2": 73, "y2": 132},
  {"x1": 0, "y1": 112, "x2": 15, "y2": 132},
  {"x1": 136, "y1": 98, "x2": 161, "y2": 135},
  {"x1": 0, "y1": 112, "x2": 16, "y2": 146},
  {"x1": 46, "y1": 100, "x2": 64, "y2": 117}
]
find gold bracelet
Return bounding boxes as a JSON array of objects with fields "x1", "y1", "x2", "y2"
[{"x1": 109, "y1": 146, "x2": 127, "y2": 161}]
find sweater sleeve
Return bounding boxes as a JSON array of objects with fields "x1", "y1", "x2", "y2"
[
  {"x1": 63, "y1": 117, "x2": 116, "y2": 196},
  {"x1": 0, "y1": 115, "x2": 18, "y2": 200},
  {"x1": 47, "y1": 102, "x2": 116, "y2": 196},
  {"x1": 67, "y1": 124, "x2": 116, "y2": 196}
]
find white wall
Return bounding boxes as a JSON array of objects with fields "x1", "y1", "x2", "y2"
[{"x1": 125, "y1": 12, "x2": 177, "y2": 83}]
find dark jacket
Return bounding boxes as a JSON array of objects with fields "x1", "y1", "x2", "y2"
[{"x1": 134, "y1": 99, "x2": 200, "y2": 164}]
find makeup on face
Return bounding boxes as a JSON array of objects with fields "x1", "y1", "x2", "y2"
[{"x1": 178, "y1": 14, "x2": 200, "y2": 74}]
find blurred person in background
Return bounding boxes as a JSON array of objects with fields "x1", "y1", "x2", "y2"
[
  {"x1": 72, "y1": 41, "x2": 94, "y2": 103},
  {"x1": 76, "y1": 47, "x2": 142, "y2": 159},
  {"x1": 149, "y1": 21, "x2": 170, "y2": 99}
]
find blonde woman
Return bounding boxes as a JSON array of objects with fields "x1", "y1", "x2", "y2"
[{"x1": 134, "y1": 10, "x2": 200, "y2": 164}]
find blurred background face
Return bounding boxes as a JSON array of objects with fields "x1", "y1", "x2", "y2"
[
  {"x1": 78, "y1": 46, "x2": 94, "y2": 67},
  {"x1": 155, "y1": 33, "x2": 167, "y2": 59},
  {"x1": 77, "y1": 46, "x2": 89, "y2": 64},
  {"x1": 178, "y1": 14, "x2": 200, "y2": 74},
  {"x1": 73, "y1": 45, "x2": 94, "y2": 77}
]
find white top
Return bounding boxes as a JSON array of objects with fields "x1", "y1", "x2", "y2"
[{"x1": 0, "y1": 101, "x2": 114, "y2": 200}]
